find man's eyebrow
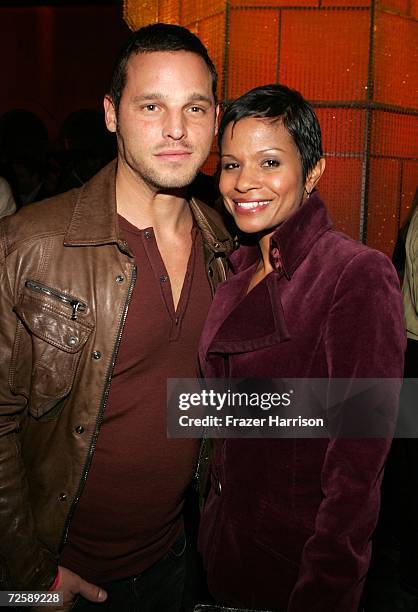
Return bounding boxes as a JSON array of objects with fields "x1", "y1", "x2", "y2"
[
  {"x1": 132, "y1": 94, "x2": 167, "y2": 103},
  {"x1": 131, "y1": 93, "x2": 213, "y2": 105},
  {"x1": 186, "y1": 94, "x2": 213, "y2": 105}
]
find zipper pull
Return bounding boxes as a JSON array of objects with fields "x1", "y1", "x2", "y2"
[{"x1": 71, "y1": 301, "x2": 81, "y2": 321}]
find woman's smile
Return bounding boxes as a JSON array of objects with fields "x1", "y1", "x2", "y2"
[{"x1": 233, "y1": 199, "x2": 271, "y2": 213}]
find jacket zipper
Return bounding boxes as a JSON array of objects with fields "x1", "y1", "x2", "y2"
[
  {"x1": 59, "y1": 265, "x2": 137, "y2": 549},
  {"x1": 25, "y1": 280, "x2": 87, "y2": 321}
]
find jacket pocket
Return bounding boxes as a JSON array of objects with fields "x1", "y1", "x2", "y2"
[{"x1": 12, "y1": 286, "x2": 93, "y2": 419}]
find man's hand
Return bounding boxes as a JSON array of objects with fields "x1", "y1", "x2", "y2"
[{"x1": 55, "y1": 565, "x2": 107, "y2": 606}]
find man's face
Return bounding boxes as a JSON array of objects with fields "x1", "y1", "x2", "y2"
[{"x1": 104, "y1": 50, "x2": 218, "y2": 192}]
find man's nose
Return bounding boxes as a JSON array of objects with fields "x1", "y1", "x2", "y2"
[{"x1": 162, "y1": 110, "x2": 187, "y2": 141}]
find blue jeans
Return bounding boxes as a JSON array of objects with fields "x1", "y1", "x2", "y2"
[{"x1": 71, "y1": 533, "x2": 186, "y2": 612}]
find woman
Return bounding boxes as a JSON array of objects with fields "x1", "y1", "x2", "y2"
[{"x1": 197, "y1": 85, "x2": 406, "y2": 612}]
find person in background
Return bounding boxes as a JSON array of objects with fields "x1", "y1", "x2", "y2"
[
  {"x1": 364, "y1": 186, "x2": 418, "y2": 612},
  {"x1": 392, "y1": 187, "x2": 418, "y2": 282},
  {"x1": 0, "y1": 175, "x2": 16, "y2": 218},
  {"x1": 0, "y1": 23, "x2": 232, "y2": 612},
  {"x1": 197, "y1": 84, "x2": 405, "y2": 612},
  {"x1": 396, "y1": 189, "x2": 418, "y2": 601},
  {"x1": 403, "y1": 188, "x2": 418, "y2": 372}
]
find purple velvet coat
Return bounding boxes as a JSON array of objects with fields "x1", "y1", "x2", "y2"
[{"x1": 198, "y1": 194, "x2": 406, "y2": 612}]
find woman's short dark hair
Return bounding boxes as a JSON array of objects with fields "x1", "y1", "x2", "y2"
[
  {"x1": 219, "y1": 84, "x2": 323, "y2": 181},
  {"x1": 109, "y1": 23, "x2": 218, "y2": 113}
]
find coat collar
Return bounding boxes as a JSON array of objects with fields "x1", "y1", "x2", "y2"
[
  {"x1": 64, "y1": 159, "x2": 234, "y2": 255},
  {"x1": 200, "y1": 193, "x2": 332, "y2": 360},
  {"x1": 64, "y1": 160, "x2": 120, "y2": 247},
  {"x1": 230, "y1": 192, "x2": 333, "y2": 279},
  {"x1": 200, "y1": 269, "x2": 291, "y2": 362}
]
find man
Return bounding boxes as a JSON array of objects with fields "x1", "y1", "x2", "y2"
[{"x1": 0, "y1": 24, "x2": 232, "y2": 611}]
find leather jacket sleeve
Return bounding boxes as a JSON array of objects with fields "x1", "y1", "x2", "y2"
[{"x1": 0, "y1": 225, "x2": 57, "y2": 589}]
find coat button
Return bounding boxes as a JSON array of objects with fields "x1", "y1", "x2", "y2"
[
  {"x1": 92, "y1": 350, "x2": 101, "y2": 360},
  {"x1": 75, "y1": 425, "x2": 85, "y2": 434},
  {"x1": 215, "y1": 479, "x2": 222, "y2": 495},
  {"x1": 58, "y1": 493, "x2": 67, "y2": 502},
  {"x1": 67, "y1": 336, "x2": 78, "y2": 347},
  {"x1": 214, "y1": 242, "x2": 221, "y2": 249},
  {"x1": 116, "y1": 275, "x2": 124, "y2": 283}
]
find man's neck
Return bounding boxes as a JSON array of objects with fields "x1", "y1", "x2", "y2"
[{"x1": 115, "y1": 160, "x2": 192, "y2": 234}]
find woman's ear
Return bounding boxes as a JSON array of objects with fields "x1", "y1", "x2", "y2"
[{"x1": 305, "y1": 157, "x2": 326, "y2": 195}]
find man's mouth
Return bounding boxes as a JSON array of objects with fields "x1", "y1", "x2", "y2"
[{"x1": 155, "y1": 150, "x2": 193, "y2": 161}]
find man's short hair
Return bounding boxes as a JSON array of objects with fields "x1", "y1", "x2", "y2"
[
  {"x1": 219, "y1": 84, "x2": 323, "y2": 182},
  {"x1": 109, "y1": 23, "x2": 218, "y2": 113}
]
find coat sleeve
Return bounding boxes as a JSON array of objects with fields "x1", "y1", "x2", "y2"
[
  {"x1": 0, "y1": 225, "x2": 57, "y2": 589},
  {"x1": 288, "y1": 249, "x2": 406, "y2": 612}
]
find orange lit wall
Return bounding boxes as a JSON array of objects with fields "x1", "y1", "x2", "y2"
[{"x1": 125, "y1": 0, "x2": 417, "y2": 256}]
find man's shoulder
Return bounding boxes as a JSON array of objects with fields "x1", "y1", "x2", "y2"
[
  {"x1": 0, "y1": 188, "x2": 79, "y2": 253},
  {"x1": 0, "y1": 160, "x2": 117, "y2": 255}
]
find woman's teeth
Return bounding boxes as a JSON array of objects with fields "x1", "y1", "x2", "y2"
[{"x1": 236, "y1": 201, "x2": 269, "y2": 209}]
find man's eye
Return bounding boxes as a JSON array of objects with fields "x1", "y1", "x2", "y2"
[
  {"x1": 143, "y1": 104, "x2": 158, "y2": 111},
  {"x1": 262, "y1": 159, "x2": 280, "y2": 168},
  {"x1": 189, "y1": 106, "x2": 204, "y2": 113}
]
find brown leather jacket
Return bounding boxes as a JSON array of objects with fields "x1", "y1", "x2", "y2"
[{"x1": 0, "y1": 161, "x2": 233, "y2": 590}]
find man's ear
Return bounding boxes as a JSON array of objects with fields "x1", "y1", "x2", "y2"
[
  {"x1": 214, "y1": 103, "x2": 221, "y2": 137},
  {"x1": 305, "y1": 157, "x2": 326, "y2": 194},
  {"x1": 104, "y1": 95, "x2": 117, "y2": 134}
]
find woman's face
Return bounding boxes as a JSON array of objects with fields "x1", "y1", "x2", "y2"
[{"x1": 220, "y1": 117, "x2": 314, "y2": 235}]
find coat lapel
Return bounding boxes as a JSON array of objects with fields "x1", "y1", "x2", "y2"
[{"x1": 200, "y1": 269, "x2": 290, "y2": 362}]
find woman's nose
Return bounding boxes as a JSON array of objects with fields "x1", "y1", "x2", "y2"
[{"x1": 234, "y1": 167, "x2": 260, "y2": 193}]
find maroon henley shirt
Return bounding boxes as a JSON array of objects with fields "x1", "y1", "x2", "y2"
[{"x1": 60, "y1": 214, "x2": 211, "y2": 582}]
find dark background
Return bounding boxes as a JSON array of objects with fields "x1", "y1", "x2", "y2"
[{"x1": 0, "y1": 0, "x2": 130, "y2": 143}]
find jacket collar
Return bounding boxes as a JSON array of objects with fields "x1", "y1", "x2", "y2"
[
  {"x1": 200, "y1": 270, "x2": 290, "y2": 361},
  {"x1": 230, "y1": 192, "x2": 332, "y2": 279},
  {"x1": 64, "y1": 159, "x2": 233, "y2": 255},
  {"x1": 200, "y1": 193, "x2": 332, "y2": 359},
  {"x1": 64, "y1": 160, "x2": 119, "y2": 247},
  {"x1": 189, "y1": 197, "x2": 234, "y2": 254}
]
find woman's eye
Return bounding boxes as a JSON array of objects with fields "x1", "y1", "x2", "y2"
[
  {"x1": 222, "y1": 162, "x2": 239, "y2": 170},
  {"x1": 262, "y1": 159, "x2": 280, "y2": 168}
]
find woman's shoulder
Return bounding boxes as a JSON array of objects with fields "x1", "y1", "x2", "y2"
[{"x1": 318, "y1": 227, "x2": 394, "y2": 274}]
